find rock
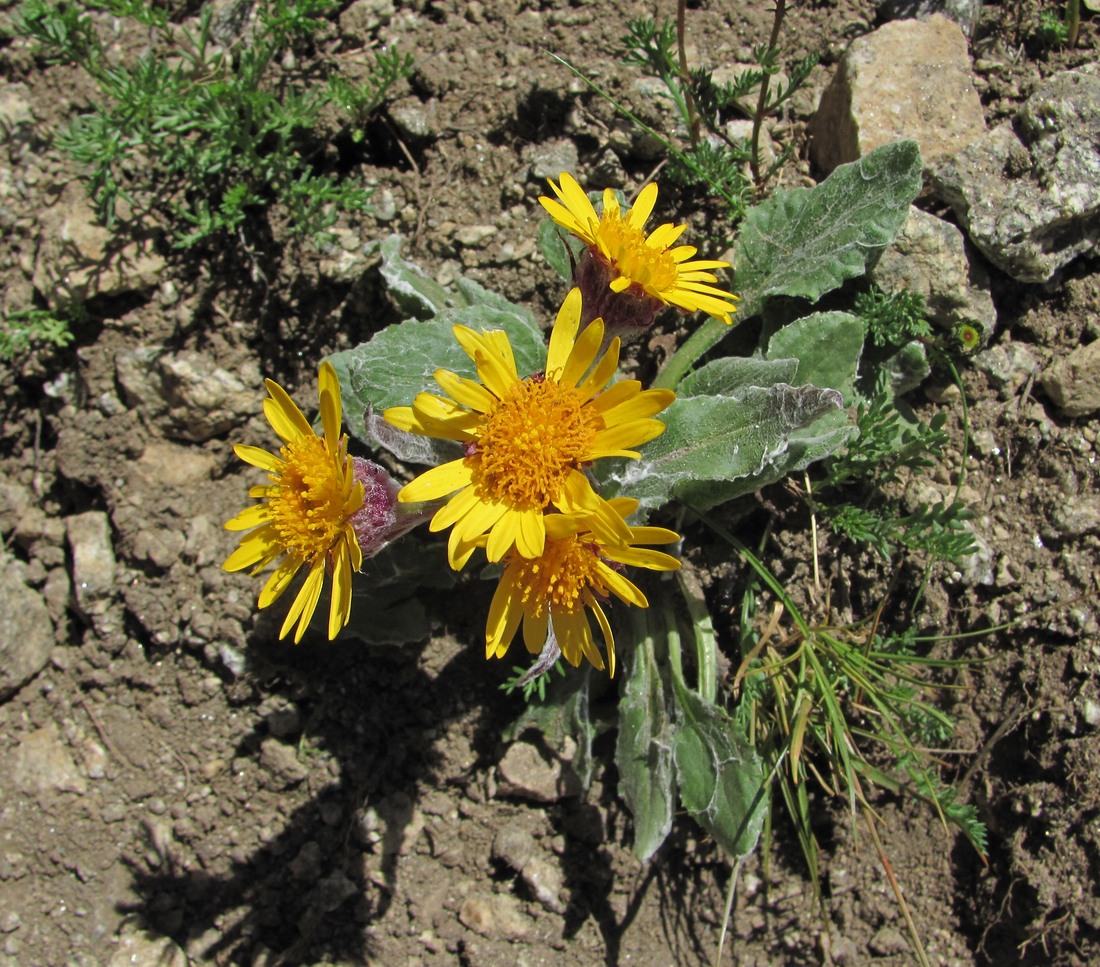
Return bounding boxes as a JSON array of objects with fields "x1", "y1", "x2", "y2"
[
  {"x1": 1040, "y1": 339, "x2": 1100, "y2": 417},
  {"x1": 873, "y1": 205, "x2": 995, "y2": 337},
  {"x1": 811, "y1": 15, "x2": 986, "y2": 174},
  {"x1": 10, "y1": 721, "x2": 87, "y2": 796},
  {"x1": 310, "y1": 870, "x2": 357, "y2": 913},
  {"x1": 877, "y1": 0, "x2": 983, "y2": 37},
  {"x1": 492, "y1": 825, "x2": 535, "y2": 872},
  {"x1": 0, "y1": 482, "x2": 32, "y2": 537},
  {"x1": 66, "y1": 510, "x2": 117, "y2": 620},
  {"x1": 931, "y1": 67, "x2": 1100, "y2": 283},
  {"x1": 136, "y1": 441, "x2": 217, "y2": 488},
  {"x1": 526, "y1": 138, "x2": 580, "y2": 182},
  {"x1": 973, "y1": 342, "x2": 1042, "y2": 396},
  {"x1": 338, "y1": 0, "x2": 396, "y2": 40},
  {"x1": 869, "y1": 924, "x2": 910, "y2": 956},
  {"x1": 108, "y1": 920, "x2": 187, "y2": 967},
  {"x1": 388, "y1": 97, "x2": 439, "y2": 139},
  {"x1": 521, "y1": 856, "x2": 566, "y2": 914},
  {"x1": 115, "y1": 347, "x2": 260, "y2": 442},
  {"x1": 458, "y1": 892, "x2": 528, "y2": 939},
  {"x1": 496, "y1": 741, "x2": 581, "y2": 802},
  {"x1": 0, "y1": 551, "x2": 53, "y2": 700},
  {"x1": 1048, "y1": 496, "x2": 1100, "y2": 537},
  {"x1": 453, "y1": 224, "x2": 497, "y2": 247},
  {"x1": 258, "y1": 738, "x2": 309, "y2": 788},
  {"x1": 31, "y1": 183, "x2": 166, "y2": 310}
]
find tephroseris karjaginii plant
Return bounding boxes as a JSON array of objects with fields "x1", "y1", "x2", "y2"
[
  {"x1": 322, "y1": 138, "x2": 990, "y2": 897},
  {"x1": 10, "y1": 0, "x2": 412, "y2": 247}
]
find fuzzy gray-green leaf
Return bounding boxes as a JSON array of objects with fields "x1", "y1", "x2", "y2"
[
  {"x1": 735, "y1": 141, "x2": 922, "y2": 319},
  {"x1": 616, "y1": 616, "x2": 675, "y2": 862},
  {"x1": 673, "y1": 687, "x2": 766, "y2": 859}
]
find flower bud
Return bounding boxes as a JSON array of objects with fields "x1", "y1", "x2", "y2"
[
  {"x1": 573, "y1": 249, "x2": 666, "y2": 343},
  {"x1": 348, "y1": 457, "x2": 434, "y2": 558}
]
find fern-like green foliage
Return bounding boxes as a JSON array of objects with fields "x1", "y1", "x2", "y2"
[
  {"x1": 1, "y1": 307, "x2": 77, "y2": 361},
  {"x1": 854, "y1": 286, "x2": 932, "y2": 348},
  {"x1": 13, "y1": 0, "x2": 412, "y2": 248}
]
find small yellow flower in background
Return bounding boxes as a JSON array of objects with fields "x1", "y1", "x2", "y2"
[
  {"x1": 539, "y1": 171, "x2": 739, "y2": 336},
  {"x1": 383, "y1": 288, "x2": 675, "y2": 570},
  {"x1": 485, "y1": 498, "x2": 681, "y2": 677},
  {"x1": 224, "y1": 362, "x2": 364, "y2": 644}
]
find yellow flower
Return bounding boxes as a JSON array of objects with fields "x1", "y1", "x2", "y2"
[
  {"x1": 485, "y1": 498, "x2": 681, "y2": 676},
  {"x1": 383, "y1": 288, "x2": 675, "y2": 570},
  {"x1": 539, "y1": 171, "x2": 739, "y2": 325},
  {"x1": 224, "y1": 362, "x2": 364, "y2": 643}
]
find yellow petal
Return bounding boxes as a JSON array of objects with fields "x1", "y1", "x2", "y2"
[
  {"x1": 224, "y1": 526, "x2": 279, "y2": 572},
  {"x1": 430, "y1": 484, "x2": 482, "y2": 531},
  {"x1": 224, "y1": 503, "x2": 271, "y2": 532},
  {"x1": 546, "y1": 287, "x2": 582, "y2": 378},
  {"x1": 486, "y1": 570, "x2": 523, "y2": 658},
  {"x1": 560, "y1": 319, "x2": 605, "y2": 389},
  {"x1": 515, "y1": 509, "x2": 546, "y2": 559},
  {"x1": 486, "y1": 511, "x2": 521, "y2": 563},
  {"x1": 626, "y1": 181, "x2": 658, "y2": 229},
  {"x1": 400, "y1": 459, "x2": 473, "y2": 503},
  {"x1": 598, "y1": 561, "x2": 648, "y2": 607},
  {"x1": 589, "y1": 418, "x2": 666, "y2": 454},
  {"x1": 599, "y1": 389, "x2": 676, "y2": 426},
  {"x1": 588, "y1": 597, "x2": 616, "y2": 677},
  {"x1": 328, "y1": 540, "x2": 353, "y2": 639},
  {"x1": 318, "y1": 361, "x2": 341, "y2": 454},
  {"x1": 522, "y1": 609, "x2": 549, "y2": 656},
  {"x1": 282, "y1": 564, "x2": 325, "y2": 643},
  {"x1": 233, "y1": 443, "x2": 282, "y2": 473},
  {"x1": 263, "y1": 379, "x2": 313, "y2": 443},
  {"x1": 257, "y1": 554, "x2": 303, "y2": 607},
  {"x1": 607, "y1": 546, "x2": 681, "y2": 571},
  {"x1": 434, "y1": 369, "x2": 496, "y2": 412}
]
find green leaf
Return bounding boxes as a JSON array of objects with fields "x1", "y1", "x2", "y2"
[
  {"x1": 672, "y1": 685, "x2": 767, "y2": 859},
  {"x1": 600, "y1": 383, "x2": 844, "y2": 513},
  {"x1": 616, "y1": 613, "x2": 675, "y2": 862},
  {"x1": 378, "y1": 233, "x2": 462, "y2": 317},
  {"x1": 765, "y1": 311, "x2": 865, "y2": 405},
  {"x1": 328, "y1": 241, "x2": 548, "y2": 454},
  {"x1": 678, "y1": 356, "x2": 798, "y2": 398},
  {"x1": 735, "y1": 141, "x2": 922, "y2": 319},
  {"x1": 537, "y1": 217, "x2": 583, "y2": 281}
]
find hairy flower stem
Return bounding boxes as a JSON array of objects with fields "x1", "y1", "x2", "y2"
[{"x1": 676, "y1": 0, "x2": 701, "y2": 145}]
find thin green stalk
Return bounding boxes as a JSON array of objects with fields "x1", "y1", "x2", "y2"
[
  {"x1": 675, "y1": 0, "x2": 701, "y2": 144},
  {"x1": 653, "y1": 316, "x2": 731, "y2": 390},
  {"x1": 750, "y1": 0, "x2": 786, "y2": 189}
]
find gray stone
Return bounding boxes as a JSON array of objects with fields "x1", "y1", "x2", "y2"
[
  {"x1": 388, "y1": 97, "x2": 439, "y2": 139},
  {"x1": 1041, "y1": 338, "x2": 1100, "y2": 417},
  {"x1": 338, "y1": 0, "x2": 396, "y2": 39},
  {"x1": 877, "y1": 0, "x2": 983, "y2": 37},
  {"x1": 1049, "y1": 496, "x2": 1100, "y2": 537},
  {"x1": 526, "y1": 138, "x2": 580, "y2": 183},
  {"x1": 492, "y1": 825, "x2": 535, "y2": 872},
  {"x1": 458, "y1": 892, "x2": 528, "y2": 939},
  {"x1": 116, "y1": 347, "x2": 260, "y2": 442},
  {"x1": 932, "y1": 67, "x2": 1100, "y2": 283},
  {"x1": 66, "y1": 510, "x2": 117, "y2": 620},
  {"x1": 811, "y1": 15, "x2": 986, "y2": 174},
  {"x1": 973, "y1": 342, "x2": 1042, "y2": 396},
  {"x1": 0, "y1": 551, "x2": 53, "y2": 700},
  {"x1": 873, "y1": 205, "x2": 995, "y2": 337}
]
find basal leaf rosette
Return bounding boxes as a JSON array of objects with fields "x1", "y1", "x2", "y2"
[
  {"x1": 383, "y1": 287, "x2": 675, "y2": 569},
  {"x1": 539, "y1": 172, "x2": 739, "y2": 338},
  {"x1": 485, "y1": 499, "x2": 681, "y2": 676}
]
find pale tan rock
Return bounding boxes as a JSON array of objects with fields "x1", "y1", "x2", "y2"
[
  {"x1": 1041, "y1": 340, "x2": 1100, "y2": 418},
  {"x1": 811, "y1": 14, "x2": 986, "y2": 173},
  {"x1": 32, "y1": 183, "x2": 165, "y2": 310}
]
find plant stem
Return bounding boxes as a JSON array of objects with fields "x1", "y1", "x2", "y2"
[
  {"x1": 676, "y1": 0, "x2": 701, "y2": 145},
  {"x1": 750, "y1": 0, "x2": 787, "y2": 189},
  {"x1": 1067, "y1": 0, "x2": 1080, "y2": 47},
  {"x1": 653, "y1": 316, "x2": 730, "y2": 390}
]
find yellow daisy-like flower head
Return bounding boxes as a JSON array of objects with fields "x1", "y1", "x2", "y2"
[
  {"x1": 539, "y1": 172, "x2": 739, "y2": 337},
  {"x1": 486, "y1": 498, "x2": 682, "y2": 677},
  {"x1": 383, "y1": 287, "x2": 676, "y2": 570},
  {"x1": 224, "y1": 362, "x2": 364, "y2": 644}
]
